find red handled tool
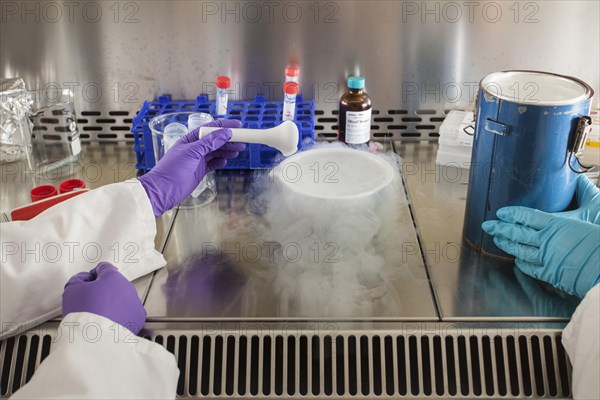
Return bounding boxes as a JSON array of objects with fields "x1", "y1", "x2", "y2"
[
  {"x1": 1, "y1": 179, "x2": 88, "y2": 222},
  {"x1": 5, "y1": 190, "x2": 89, "y2": 221}
]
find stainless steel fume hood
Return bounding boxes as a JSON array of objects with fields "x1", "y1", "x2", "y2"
[{"x1": 1, "y1": 1, "x2": 599, "y2": 398}]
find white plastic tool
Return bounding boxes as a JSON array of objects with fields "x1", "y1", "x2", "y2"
[{"x1": 199, "y1": 120, "x2": 300, "y2": 157}]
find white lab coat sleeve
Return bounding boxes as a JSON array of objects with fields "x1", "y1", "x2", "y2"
[
  {"x1": 0, "y1": 180, "x2": 166, "y2": 339},
  {"x1": 562, "y1": 284, "x2": 600, "y2": 400},
  {"x1": 10, "y1": 312, "x2": 178, "y2": 399}
]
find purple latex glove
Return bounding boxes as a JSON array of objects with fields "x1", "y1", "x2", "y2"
[
  {"x1": 62, "y1": 262, "x2": 146, "y2": 334},
  {"x1": 138, "y1": 119, "x2": 246, "y2": 216}
]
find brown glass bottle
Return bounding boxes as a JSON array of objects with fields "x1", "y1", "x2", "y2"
[{"x1": 338, "y1": 76, "x2": 372, "y2": 144}]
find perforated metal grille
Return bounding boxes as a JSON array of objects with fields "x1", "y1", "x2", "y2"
[
  {"x1": 31, "y1": 108, "x2": 447, "y2": 144},
  {"x1": 315, "y1": 109, "x2": 449, "y2": 141},
  {"x1": 0, "y1": 329, "x2": 571, "y2": 398},
  {"x1": 0, "y1": 335, "x2": 53, "y2": 396},
  {"x1": 32, "y1": 110, "x2": 135, "y2": 143},
  {"x1": 76, "y1": 110, "x2": 134, "y2": 142}
]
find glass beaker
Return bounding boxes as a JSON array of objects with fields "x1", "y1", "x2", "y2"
[
  {"x1": 28, "y1": 88, "x2": 82, "y2": 177},
  {"x1": 149, "y1": 112, "x2": 217, "y2": 208}
]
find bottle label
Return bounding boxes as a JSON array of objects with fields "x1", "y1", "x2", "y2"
[
  {"x1": 345, "y1": 109, "x2": 372, "y2": 144},
  {"x1": 282, "y1": 93, "x2": 296, "y2": 121},
  {"x1": 216, "y1": 88, "x2": 228, "y2": 116}
]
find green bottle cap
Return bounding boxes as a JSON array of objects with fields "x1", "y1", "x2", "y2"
[{"x1": 348, "y1": 76, "x2": 365, "y2": 89}]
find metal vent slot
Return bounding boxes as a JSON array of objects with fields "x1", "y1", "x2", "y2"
[
  {"x1": 0, "y1": 330, "x2": 573, "y2": 398},
  {"x1": 314, "y1": 109, "x2": 446, "y2": 142},
  {"x1": 32, "y1": 105, "x2": 450, "y2": 144},
  {"x1": 28, "y1": 110, "x2": 137, "y2": 143},
  {"x1": 79, "y1": 111, "x2": 127, "y2": 140},
  {"x1": 0, "y1": 335, "x2": 52, "y2": 397}
]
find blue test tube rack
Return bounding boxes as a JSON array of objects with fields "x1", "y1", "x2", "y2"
[{"x1": 131, "y1": 95, "x2": 315, "y2": 173}]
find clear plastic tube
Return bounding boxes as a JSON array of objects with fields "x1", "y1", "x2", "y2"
[
  {"x1": 163, "y1": 122, "x2": 187, "y2": 152},
  {"x1": 188, "y1": 113, "x2": 213, "y2": 131},
  {"x1": 215, "y1": 76, "x2": 231, "y2": 116},
  {"x1": 283, "y1": 82, "x2": 299, "y2": 122},
  {"x1": 186, "y1": 113, "x2": 215, "y2": 198}
]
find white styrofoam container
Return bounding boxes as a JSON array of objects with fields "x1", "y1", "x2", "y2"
[{"x1": 436, "y1": 110, "x2": 474, "y2": 169}]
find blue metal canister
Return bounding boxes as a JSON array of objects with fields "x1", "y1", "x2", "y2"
[{"x1": 463, "y1": 71, "x2": 594, "y2": 259}]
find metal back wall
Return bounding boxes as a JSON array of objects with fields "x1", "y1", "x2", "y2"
[{"x1": 1, "y1": 1, "x2": 599, "y2": 142}]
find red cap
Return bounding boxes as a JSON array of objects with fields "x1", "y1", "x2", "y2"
[
  {"x1": 285, "y1": 66, "x2": 299, "y2": 77},
  {"x1": 59, "y1": 179, "x2": 86, "y2": 194},
  {"x1": 284, "y1": 82, "x2": 299, "y2": 95},
  {"x1": 216, "y1": 76, "x2": 231, "y2": 89},
  {"x1": 31, "y1": 185, "x2": 57, "y2": 202}
]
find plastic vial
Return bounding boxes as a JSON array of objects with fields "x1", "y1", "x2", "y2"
[
  {"x1": 283, "y1": 82, "x2": 299, "y2": 122},
  {"x1": 285, "y1": 66, "x2": 300, "y2": 83},
  {"x1": 163, "y1": 122, "x2": 188, "y2": 152},
  {"x1": 338, "y1": 76, "x2": 372, "y2": 144},
  {"x1": 186, "y1": 113, "x2": 214, "y2": 198},
  {"x1": 187, "y1": 113, "x2": 213, "y2": 133},
  {"x1": 215, "y1": 76, "x2": 231, "y2": 116}
]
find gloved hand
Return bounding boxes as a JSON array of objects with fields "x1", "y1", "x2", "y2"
[
  {"x1": 138, "y1": 119, "x2": 246, "y2": 216},
  {"x1": 62, "y1": 262, "x2": 146, "y2": 334},
  {"x1": 482, "y1": 206, "x2": 600, "y2": 298},
  {"x1": 557, "y1": 174, "x2": 600, "y2": 224}
]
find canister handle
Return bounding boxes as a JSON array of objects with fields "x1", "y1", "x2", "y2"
[
  {"x1": 568, "y1": 116, "x2": 593, "y2": 174},
  {"x1": 571, "y1": 116, "x2": 592, "y2": 158},
  {"x1": 484, "y1": 119, "x2": 509, "y2": 136}
]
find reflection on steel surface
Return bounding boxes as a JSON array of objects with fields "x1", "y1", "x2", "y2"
[
  {"x1": 397, "y1": 142, "x2": 581, "y2": 320},
  {"x1": 145, "y1": 148, "x2": 437, "y2": 320}
]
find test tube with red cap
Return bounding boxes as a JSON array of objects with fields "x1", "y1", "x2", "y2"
[
  {"x1": 283, "y1": 82, "x2": 299, "y2": 121},
  {"x1": 215, "y1": 76, "x2": 231, "y2": 116},
  {"x1": 285, "y1": 66, "x2": 299, "y2": 83}
]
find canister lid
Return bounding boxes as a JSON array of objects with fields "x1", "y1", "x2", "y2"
[
  {"x1": 481, "y1": 71, "x2": 593, "y2": 106},
  {"x1": 59, "y1": 179, "x2": 86, "y2": 194},
  {"x1": 31, "y1": 185, "x2": 57, "y2": 202}
]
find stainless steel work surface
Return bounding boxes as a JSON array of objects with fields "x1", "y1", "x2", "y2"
[
  {"x1": 396, "y1": 142, "x2": 582, "y2": 321},
  {"x1": 144, "y1": 155, "x2": 437, "y2": 320}
]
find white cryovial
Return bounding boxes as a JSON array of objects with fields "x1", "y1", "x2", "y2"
[
  {"x1": 282, "y1": 82, "x2": 299, "y2": 122},
  {"x1": 187, "y1": 113, "x2": 213, "y2": 132},
  {"x1": 215, "y1": 75, "x2": 230, "y2": 116},
  {"x1": 163, "y1": 122, "x2": 188, "y2": 152}
]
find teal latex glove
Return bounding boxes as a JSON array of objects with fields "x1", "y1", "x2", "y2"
[
  {"x1": 482, "y1": 206, "x2": 600, "y2": 298},
  {"x1": 557, "y1": 174, "x2": 600, "y2": 224}
]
